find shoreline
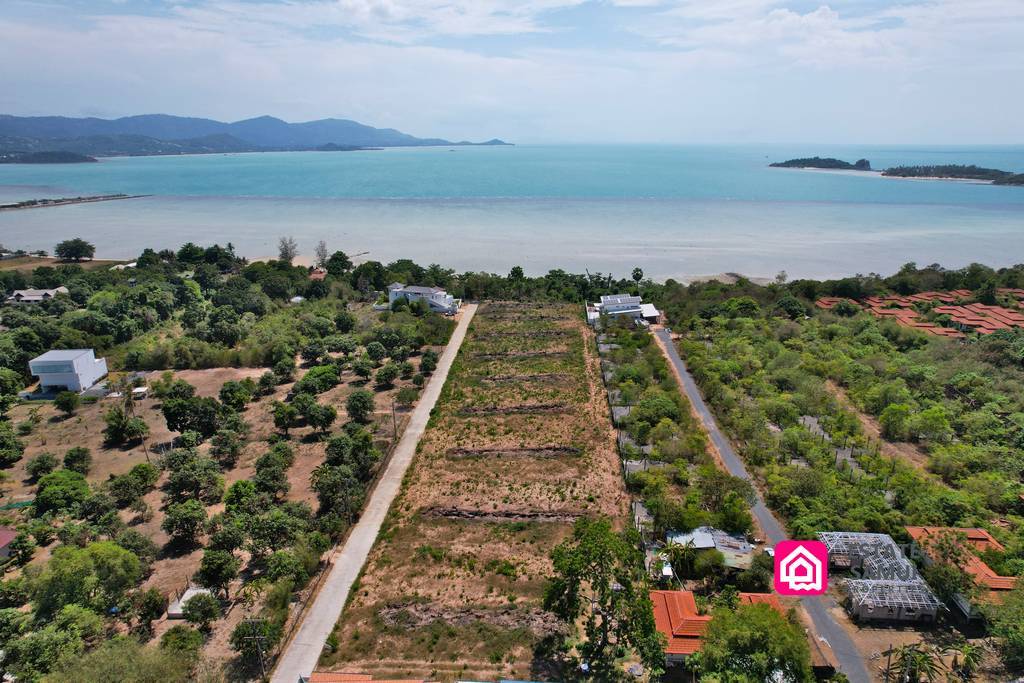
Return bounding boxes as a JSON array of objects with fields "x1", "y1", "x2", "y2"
[
  {"x1": 0, "y1": 194, "x2": 150, "y2": 211},
  {"x1": 773, "y1": 166, "x2": 1005, "y2": 185}
]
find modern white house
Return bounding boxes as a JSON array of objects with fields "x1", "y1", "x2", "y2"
[
  {"x1": 5, "y1": 286, "x2": 69, "y2": 305},
  {"x1": 28, "y1": 349, "x2": 108, "y2": 393},
  {"x1": 387, "y1": 283, "x2": 460, "y2": 314},
  {"x1": 586, "y1": 293, "x2": 661, "y2": 326}
]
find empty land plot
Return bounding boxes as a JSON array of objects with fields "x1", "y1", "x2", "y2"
[{"x1": 320, "y1": 302, "x2": 626, "y2": 681}]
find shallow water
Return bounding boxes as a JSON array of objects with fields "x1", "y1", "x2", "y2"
[{"x1": 2, "y1": 144, "x2": 1022, "y2": 280}]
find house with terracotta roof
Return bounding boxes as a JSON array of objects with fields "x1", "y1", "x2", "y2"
[
  {"x1": 309, "y1": 267, "x2": 328, "y2": 281},
  {"x1": 906, "y1": 526, "x2": 1019, "y2": 619},
  {"x1": 0, "y1": 526, "x2": 17, "y2": 558},
  {"x1": 649, "y1": 590, "x2": 783, "y2": 664}
]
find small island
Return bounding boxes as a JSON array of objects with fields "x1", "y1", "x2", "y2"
[
  {"x1": 882, "y1": 164, "x2": 1024, "y2": 185},
  {"x1": 0, "y1": 151, "x2": 98, "y2": 164},
  {"x1": 770, "y1": 156, "x2": 871, "y2": 171}
]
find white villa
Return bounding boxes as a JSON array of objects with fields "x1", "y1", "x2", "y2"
[
  {"x1": 5, "y1": 286, "x2": 69, "y2": 305},
  {"x1": 28, "y1": 349, "x2": 108, "y2": 393},
  {"x1": 586, "y1": 293, "x2": 661, "y2": 326},
  {"x1": 387, "y1": 283, "x2": 460, "y2": 314}
]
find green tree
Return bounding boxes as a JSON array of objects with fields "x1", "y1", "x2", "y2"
[
  {"x1": 886, "y1": 643, "x2": 943, "y2": 683},
  {"x1": 419, "y1": 349, "x2": 439, "y2": 374},
  {"x1": 272, "y1": 401, "x2": 299, "y2": 435},
  {"x1": 632, "y1": 267, "x2": 644, "y2": 283},
  {"x1": 30, "y1": 541, "x2": 142, "y2": 618},
  {"x1": 53, "y1": 391, "x2": 80, "y2": 417},
  {"x1": 161, "y1": 500, "x2": 207, "y2": 546},
  {"x1": 54, "y1": 237, "x2": 95, "y2": 261},
  {"x1": 544, "y1": 517, "x2": 665, "y2": 677},
  {"x1": 346, "y1": 389, "x2": 375, "y2": 423},
  {"x1": 8, "y1": 531, "x2": 36, "y2": 565},
  {"x1": 182, "y1": 591, "x2": 220, "y2": 631},
  {"x1": 691, "y1": 603, "x2": 813, "y2": 682},
  {"x1": 34, "y1": 469, "x2": 90, "y2": 515},
  {"x1": 41, "y1": 636, "x2": 193, "y2": 683},
  {"x1": 375, "y1": 363, "x2": 400, "y2": 387},
  {"x1": 989, "y1": 584, "x2": 1024, "y2": 668},
  {"x1": 196, "y1": 549, "x2": 240, "y2": 598}
]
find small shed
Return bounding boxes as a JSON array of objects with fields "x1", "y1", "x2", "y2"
[{"x1": 131, "y1": 387, "x2": 148, "y2": 400}]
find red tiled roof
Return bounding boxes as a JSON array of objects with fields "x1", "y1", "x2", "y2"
[
  {"x1": 906, "y1": 527, "x2": 1018, "y2": 596},
  {"x1": 0, "y1": 526, "x2": 16, "y2": 548},
  {"x1": 650, "y1": 591, "x2": 784, "y2": 656}
]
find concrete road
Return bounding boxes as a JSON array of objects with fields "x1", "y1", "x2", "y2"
[
  {"x1": 653, "y1": 328, "x2": 870, "y2": 683},
  {"x1": 271, "y1": 304, "x2": 478, "y2": 683}
]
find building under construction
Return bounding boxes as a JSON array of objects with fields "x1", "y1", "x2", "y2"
[{"x1": 818, "y1": 532, "x2": 942, "y2": 623}]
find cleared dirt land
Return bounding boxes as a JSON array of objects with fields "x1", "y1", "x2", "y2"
[{"x1": 319, "y1": 302, "x2": 626, "y2": 682}]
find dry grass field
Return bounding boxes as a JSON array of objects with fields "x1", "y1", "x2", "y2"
[{"x1": 319, "y1": 302, "x2": 626, "y2": 682}]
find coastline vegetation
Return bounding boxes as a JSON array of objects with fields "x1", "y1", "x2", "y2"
[
  {"x1": 1, "y1": 240, "x2": 1024, "y2": 678},
  {"x1": 770, "y1": 156, "x2": 871, "y2": 171}
]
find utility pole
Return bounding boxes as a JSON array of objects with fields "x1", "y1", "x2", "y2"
[
  {"x1": 391, "y1": 399, "x2": 398, "y2": 443},
  {"x1": 243, "y1": 618, "x2": 268, "y2": 679}
]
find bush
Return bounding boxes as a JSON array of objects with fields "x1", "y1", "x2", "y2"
[
  {"x1": 54, "y1": 391, "x2": 80, "y2": 416},
  {"x1": 160, "y1": 624, "x2": 204, "y2": 655},
  {"x1": 26, "y1": 452, "x2": 58, "y2": 480},
  {"x1": 63, "y1": 446, "x2": 92, "y2": 475}
]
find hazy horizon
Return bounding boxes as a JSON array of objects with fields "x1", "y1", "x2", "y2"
[{"x1": 3, "y1": 0, "x2": 1023, "y2": 146}]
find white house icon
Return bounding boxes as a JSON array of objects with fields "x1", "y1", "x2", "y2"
[{"x1": 779, "y1": 545, "x2": 823, "y2": 592}]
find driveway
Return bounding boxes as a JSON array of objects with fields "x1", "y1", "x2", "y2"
[
  {"x1": 653, "y1": 328, "x2": 870, "y2": 683},
  {"x1": 271, "y1": 304, "x2": 478, "y2": 683}
]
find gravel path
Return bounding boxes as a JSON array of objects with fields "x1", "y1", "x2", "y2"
[
  {"x1": 271, "y1": 304, "x2": 478, "y2": 683},
  {"x1": 653, "y1": 327, "x2": 870, "y2": 683}
]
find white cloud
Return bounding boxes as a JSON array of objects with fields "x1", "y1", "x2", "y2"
[{"x1": 0, "y1": 0, "x2": 1022, "y2": 143}]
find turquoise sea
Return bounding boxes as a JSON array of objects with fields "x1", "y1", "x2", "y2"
[{"x1": 1, "y1": 144, "x2": 1023, "y2": 280}]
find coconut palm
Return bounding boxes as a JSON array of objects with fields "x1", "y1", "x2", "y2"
[
  {"x1": 888, "y1": 643, "x2": 944, "y2": 683},
  {"x1": 663, "y1": 539, "x2": 698, "y2": 581}
]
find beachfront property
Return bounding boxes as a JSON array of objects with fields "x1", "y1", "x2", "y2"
[
  {"x1": 28, "y1": 349, "x2": 108, "y2": 393},
  {"x1": 585, "y1": 293, "x2": 661, "y2": 326},
  {"x1": 650, "y1": 590, "x2": 783, "y2": 664},
  {"x1": 906, "y1": 526, "x2": 1019, "y2": 619},
  {"x1": 818, "y1": 531, "x2": 941, "y2": 623},
  {"x1": 387, "y1": 283, "x2": 460, "y2": 314},
  {"x1": 4, "y1": 286, "x2": 69, "y2": 305},
  {"x1": 667, "y1": 526, "x2": 756, "y2": 570}
]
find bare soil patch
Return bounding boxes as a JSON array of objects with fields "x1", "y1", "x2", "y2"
[
  {"x1": 480, "y1": 373, "x2": 571, "y2": 383},
  {"x1": 423, "y1": 507, "x2": 581, "y2": 523},
  {"x1": 458, "y1": 402, "x2": 570, "y2": 415},
  {"x1": 446, "y1": 446, "x2": 580, "y2": 459}
]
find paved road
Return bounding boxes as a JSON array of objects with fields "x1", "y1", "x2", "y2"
[
  {"x1": 653, "y1": 328, "x2": 870, "y2": 683},
  {"x1": 271, "y1": 304, "x2": 478, "y2": 683}
]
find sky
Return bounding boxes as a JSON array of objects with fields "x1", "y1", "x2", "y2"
[{"x1": 2, "y1": 0, "x2": 1023, "y2": 144}]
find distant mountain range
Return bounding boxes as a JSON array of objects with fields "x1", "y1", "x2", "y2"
[{"x1": 0, "y1": 114, "x2": 510, "y2": 159}]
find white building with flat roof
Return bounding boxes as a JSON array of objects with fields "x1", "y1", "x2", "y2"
[
  {"x1": 587, "y1": 293, "x2": 661, "y2": 326},
  {"x1": 28, "y1": 349, "x2": 108, "y2": 392},
  {"x1": 387, "y1": 283, "x2": 459, "y2": 314}
]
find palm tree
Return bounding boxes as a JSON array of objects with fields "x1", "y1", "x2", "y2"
[
  {"x1": 949, "y1": 642, "x2": 982, "y2": 680},
  {"x1": 663, "y1": 539, "x2": 698, "y2": 583},
  {"x1": 888, "y1": 644, "x2": 944, "y2": 683}
]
